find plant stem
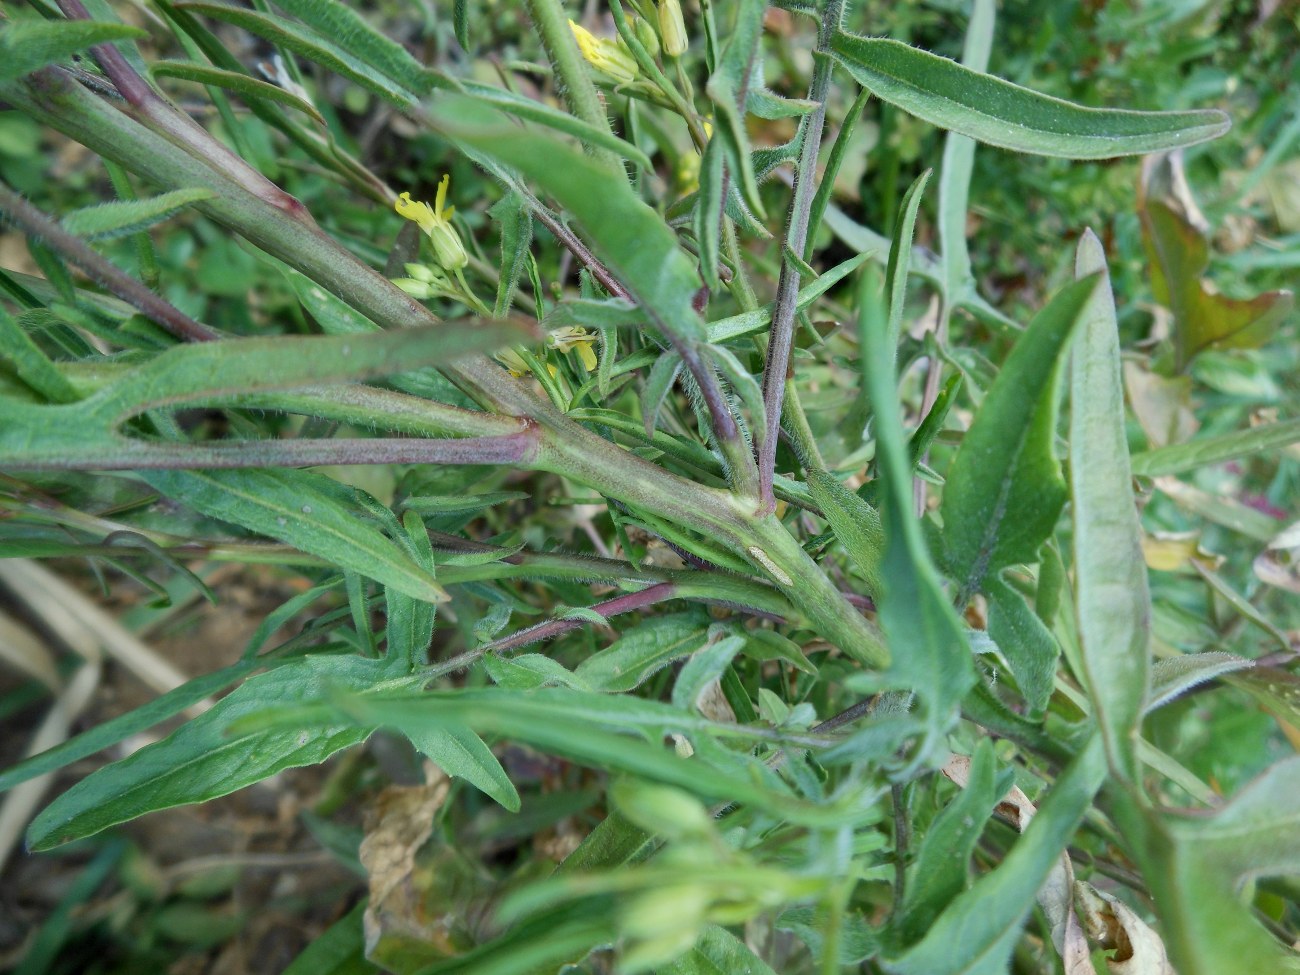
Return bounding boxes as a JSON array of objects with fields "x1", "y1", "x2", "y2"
[
  {"x1": 56, "y1": 0, "x2": 314, "y2": 220},
  {"x1": 9, "y1": 433, "x2": 540, "y2": 472},
  {"x1": 0, "y1": 182, "x2": 221, "y2": 343},
  {"x1": 757, "y1": 0, "x2": 844, "y2": 512},
  {"x1": 429, "y1": 581, "x2": 679, "y2": 676},
  {"x1": 524, "y1": 0, "x2": 628, "y2": 182}
]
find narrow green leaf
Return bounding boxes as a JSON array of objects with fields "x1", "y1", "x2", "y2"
[
  {"x1": 150, "y1": 61, "x2": 325, "y2": 123},
  {"x1": 0, "y1": 660, "x2": 257, "y2": 795},
  {"x1": 694, "y1": 139, "x2": 725, "y2": 291},
  {"x1": 488, "y1": 189, "x2": 532, "y2": 319},
  {"x1": 60, "y1": 187, "x2": 215, "y2": 242},
  {"x1": 0, "y1": 305, "x2": 79, "y2": 403},
  {"x1": 1130, "y1": 417, "x2": 1300, "y2": 477},
  {"x1": 642, "y1": 351, "x2": 683, "y2": 437},
  {"x1": 404, "y1": 724, "x2": 521, "y2": 812},
  {"x1": 453, "y1": 0, "x2": 470, "y2": 51},
  {"x1": 884, "y1": 170, "x2": 931, "y2": 353},
  {"x1": 659, "y1": 924, "x2": 779, "y2": 975},
  {"x1": 705, "y1": 344, "x2": 766, "y2": 444},
  {"x1": 176, "y1": 3, "x2": 421, "y2": 106},
  {"x1": 268, "y1": 0, "x2": 438, "y2": 95},
  {"x1": 936, "y1": 0, "x2": 994, "y2": 296},
  {"x1": 939, "y1": 276, "x2": 1100, "y2": 596},
  {"x1": 887, "y1": 737, "x2": 1106, "y2": 975},
  {"x1": 985, "y1": 575, "x2": 1058, "y2": 714},
  {"x1": 0, "y1": 19, "x2": 145, "y2": 83},
  {"x1": 829, "y1": 32, "x2": 1230, "y2": 158},
  {"x1": 860, "y1": 173, "x2": 975, "y2": 743},
  {"x1": 807, "y1": 469, "x2": 885, "y2": 598},
  {"x1": 463, "y1": 83, "x2": 653, "y2": 169},
  {"x1": 144, "y1": 469, "x2": 446, "y2": 604},
  {"x1": 1147, "y1": 652, "x2": 1253, "y2": 713},
  {"x1": 895, "y1": 740, "x2": 1004, "y2": 945},
  {"x1": 672, "y1": 635, "x2": 746, "y2": 712},
  {"x1": 426, "y1": 97, "x2": 707, "y2": 346},
  {"x1": 90, "y1": 319, "x2": 525, "y2": 424},
  {"x1": 1070, "y1": 231, "x2": 1150, "y2": 782},
  {"x1": 27, "y1": 656, "x2": 395, "y2": 850},
  {"x1": 706, "y1": 252, "x2": 871, "y2": 342},
  {"x1": 575, "y1": 614, "x2": 710, "y2": 693}
]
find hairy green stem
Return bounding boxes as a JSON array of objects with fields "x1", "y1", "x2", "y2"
[
  {"x1": 757, "y1": 0, "x2": 844, "y2": 512},
  {"x1": 0, "y1": 181, "x2": 221, "y2": 343},
  {"x1": 525, "y1": 0, "x2": 628, "y2": 181},
  {"x1": 6, "y1": 433, "x2": 539, "y2": 472}
]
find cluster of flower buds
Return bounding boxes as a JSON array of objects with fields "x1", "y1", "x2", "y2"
[{"x1": 568, "y1": 0, "x2": 689, "y2": 87}]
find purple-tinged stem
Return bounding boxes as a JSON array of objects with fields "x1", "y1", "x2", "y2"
[
  {"x1": 0, "y1": 183, "x2": 221, "y2": 343},
  {"x1": 756, "y1": 0, "x2": 843, "y2": 513},
  {"x1": 56, "y1": 0, "x2": 315, "y2": 222},
  {"x1": 13, "y1": 432, "x2": 539, "y2": 472},
  {"x1": 432, "y1": 581, "x2": 678, "y2": 677}
]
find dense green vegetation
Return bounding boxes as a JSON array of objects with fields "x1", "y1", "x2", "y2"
[{"x1": 0, "y1": 1, "x2": 1296, "y2": 972}]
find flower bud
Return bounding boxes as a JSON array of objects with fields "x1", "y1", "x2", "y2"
[
  {"x1": 569, "y1": 20, "x2": 640, "y2": 85},
  {"x1": 633, "y1": 17, "x2": 660, "y2": 58},
  {"x1": 657, "y1": 0, "x2": 688, "y2": 57}
]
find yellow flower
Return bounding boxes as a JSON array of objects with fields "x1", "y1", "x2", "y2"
[
  {"x1": 657, "y1": 0, "x2": 688, "y2": 57},
  {"x1": 569, "y1": 20, "x2": 639, "y2": 85},
  {"x1": 549, "y1": 326, "x2": 599, "y2": 371},
  {"x1": 394, "y1": 176, "x2": 467, "y2": 271}
]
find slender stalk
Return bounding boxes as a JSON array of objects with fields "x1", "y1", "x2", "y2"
[
  {"x1": 757, "y1": 0, "x2": 844, "y2": 512},
  {"x1": 0, "y1": 182, "x2": 221, "y2": 343},
  {"x1": 10, "y1": 432, "x2": 539, "y2": 472},
  {"x1": 525, "y1": 193, "x2": 632, "y2": 300},
  {"x1": 524, "y1": 0, "x2": 627, "y2": 181},
  {"x1": 429, "y1": 581, "x2": 679, "y2": 676}
]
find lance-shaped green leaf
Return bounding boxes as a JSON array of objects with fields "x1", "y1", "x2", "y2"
[
  {"x1": 886, "y1": 737, "x2": 1106, "y2": 975},
  {"x1": 463, "y1": 82, "x2": 652, "y2": 169},
  {"x1": 940, "y1": 275, "x2": 1100, "y2": 597},
  {"x1": 829, "y1": 32, "x2": 1230, "y2": 159},
  {"x1": 1130, "y1": 417, "x2": 1300, "y2": 477},
  {"x1": 60, "y1": 187, "x2": 216, "y2": 241},
  {"x1": 404, "y1": 724, "x2": 520, "y2": 812},
  {"x1": 893, "y1": 740, "x2": 1007, "y2": 946},
  {"x1": 0, "y1": 19, "x2": 145, "y2": 83},
  {"x1": 144, "y1": 468, "x2": 445, "y2": 604},
  {"x1": 27, "y1": 656, "x2": 404, "y2": 850},
  {"x1": 176, "y1": 3, "x2": 422, "y2": 106},
  {"x1": 267, "y1": 0, "x2": 443, "y2": 96},
  {"x1": 149, "y1": 62, "x2": 325, "y2": 124},
  {"x1": 860, "y1": 172, "x2": 975, "y2": 745},
  {"x1": 986, "y1": 575, "x2": 1059, "y2": 714},
  {"x1": 807, "y1": 469, "x2": 885, "y2": 598},
  {"x1": 426, "y1": 97, "x2": 706, "y2": 345},
  {"x1": 1070, "y1": 231, "x2": 1149, "y2": 783},
  {"x1": 575, "y1": 614, "x2": 710, "y2": 693}
]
